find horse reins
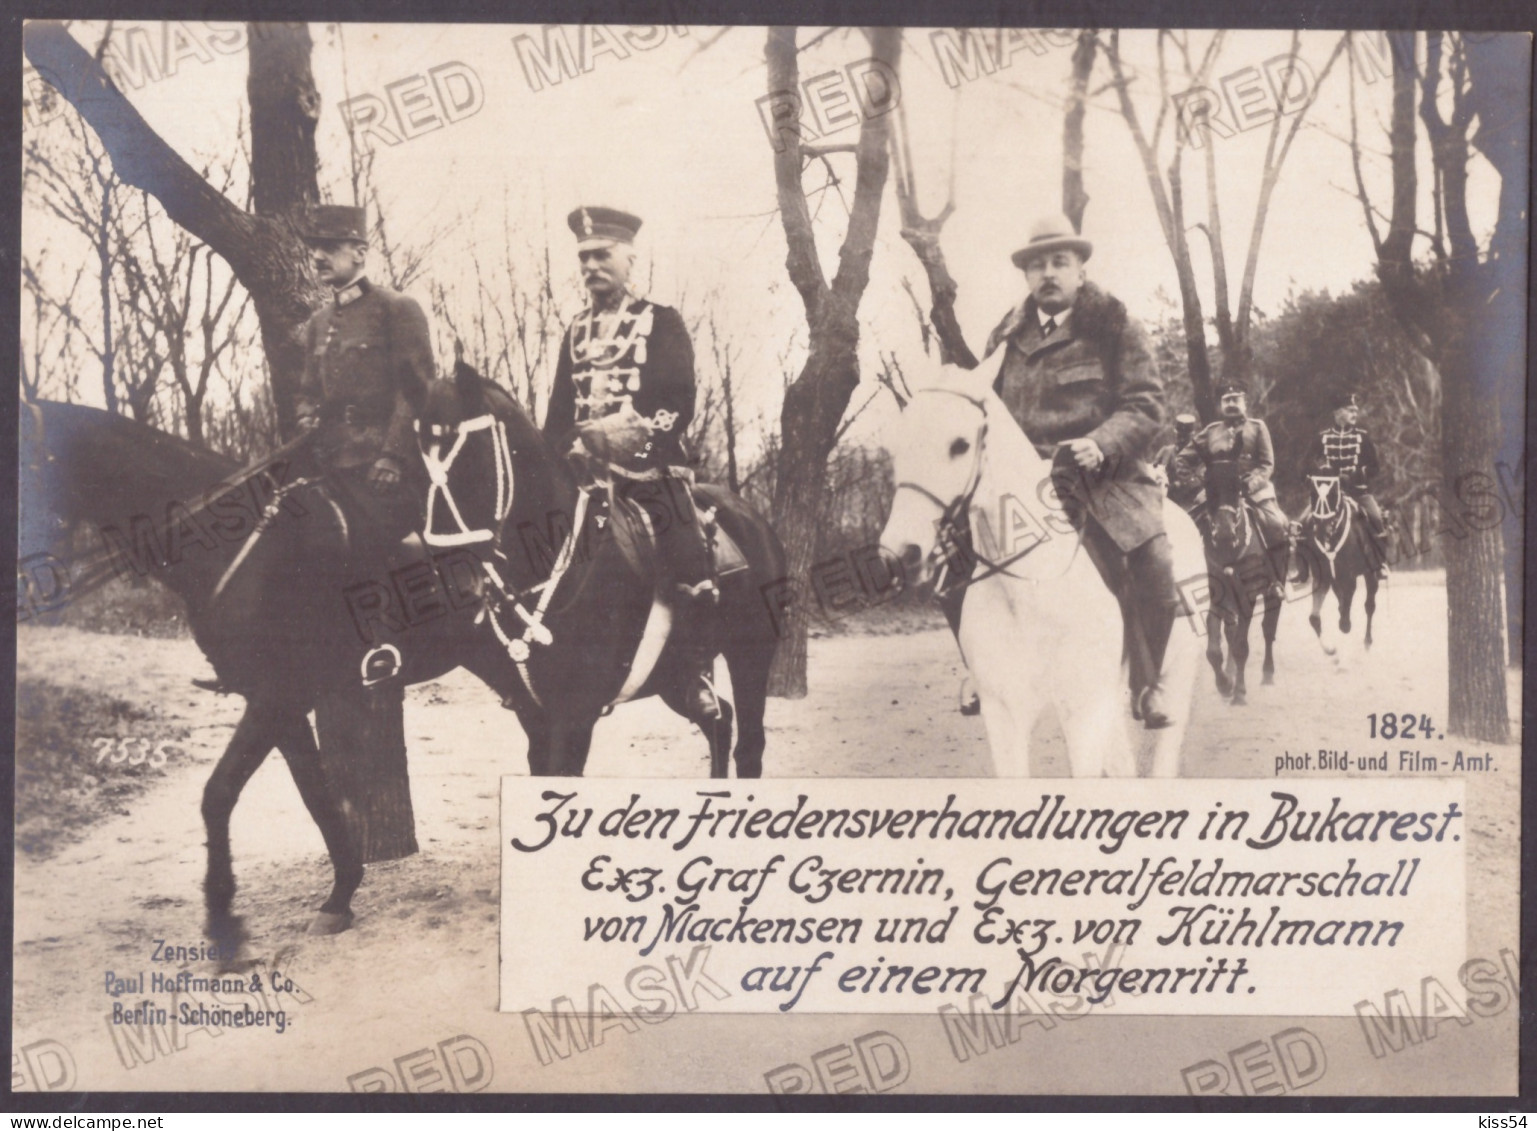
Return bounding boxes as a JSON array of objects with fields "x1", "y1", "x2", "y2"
[{"x1": 890, "y1": 388, "x2": 1056, "y2": 597}]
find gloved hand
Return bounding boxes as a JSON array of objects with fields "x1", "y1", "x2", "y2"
[{"x1": 369, "y1": 457, "x2": 401, "y2": 492}]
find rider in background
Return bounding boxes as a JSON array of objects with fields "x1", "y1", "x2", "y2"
[
  {"x1": 1155, "y1": 413, "x2": 1204, "y2": 512},
  {"x1": 1307, "y1": 391, "x2": 1389, "y2": 578},
  {"x1": 983, "y1": 214, "x2": 1180, "y2": 729},
  {"x1": 542, "y1": 206, "x2": 720, "y2": 721},
  {"x1": 1177, "y1": 382, "x2": 1290, "y2": 592}
]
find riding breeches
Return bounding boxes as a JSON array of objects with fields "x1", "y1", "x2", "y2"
[
  {"x1": 1078, "y1": 522, "x2": 1179, "y2": 687},
  {"x1": 323, "y1": 462, "x2": 425, "y2": 563},
  {"x1": 1251, "y1": 497, "x2": 1291, "y2": 548},
  {"x1": 620, "y1": 475, "x2": 713, "y2": 594},
  {"x1": 1351, "y1": 490, "x2": 1387, "y2": 537}
]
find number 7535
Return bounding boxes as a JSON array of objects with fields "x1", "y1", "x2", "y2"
[{"x1": 91, "y1": 736, "x2": 176, "y2": 768}]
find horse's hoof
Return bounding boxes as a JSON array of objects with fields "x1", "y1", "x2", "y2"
[
  {"x1": 1231, "y1": 693, "x2": 1247, "y2": 706},
  {"x1": 1138, "y1": 687, "x2": 1173, "y2": 729},
  {"x1": 308, "y1": 910, "x2": 354, "y2": 935},
  {"x1": 1262, "y1": 673, "x2": 1275, "y2": 686},
  {"x1": 1214, "y1": 675, "x2": 1233, "y2": 697}
]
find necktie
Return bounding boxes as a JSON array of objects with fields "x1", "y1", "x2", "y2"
[{"x1": 1043, "y1": 316, "x2": 1057, "y2": 336}]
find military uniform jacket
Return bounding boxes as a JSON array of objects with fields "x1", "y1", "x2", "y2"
[
  {"x1": 1178, "y1": 417, "x2": 1279, "y2": 502},
  {"x1": 1307, "y1": 426, "x2": 1379, "y2": 492},
  {"x1": 1157, "y1": 438, "x2": 1205, "y2": 505},
  {"x1": 543, "y1": 296, "x2": 695, "y2": 469},
  {"x1": 296, "y1": 278, "x2": 434, "y2": 470},
  {"x1": 986, "y1": 282, "x2": 1166, "y2": 552}
]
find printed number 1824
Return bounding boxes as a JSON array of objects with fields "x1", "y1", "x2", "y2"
[{"x1": 1367, "y1": 712, "x2": 1436, "y2": 740}]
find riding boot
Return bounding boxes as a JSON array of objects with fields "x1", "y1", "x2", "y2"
[
  {"x1": 655, "y1": 478, "x2": 723, "y2": 721},
  {"x1": 1127, "y1": 534, "x2": 1179, "y2": 729}
]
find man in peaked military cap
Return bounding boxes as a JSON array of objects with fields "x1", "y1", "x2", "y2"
[
  {"x1": 984, "y1": 213, "x2": 1182, "y2": 727},
  {"x1": 1154, "y1": 412, "x2": 1205, "y2": 511},
  {"x1": 294, "y1": 204, "x2": 434, "y2": 562},
  {"x1": 543, "y1": 205, "x2": 720, "y2": 719},
  {"x1": 1307, "y1": 391, "x2": 1389, "y2": 577},
  {"x1": 1177, "y1": 382, "x2": 1291, "y2": 590}
]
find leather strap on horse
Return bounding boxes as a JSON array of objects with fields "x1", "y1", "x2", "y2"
[
  {"x1": 208, "y1": 477, "x2": 323, "y2": 605},
  {"x1": 481, "y1": 486, "x2": 593, "y2": 708},
  {"x1": 1313, "y1": 497, "x2": 1353, "y2": 564}
]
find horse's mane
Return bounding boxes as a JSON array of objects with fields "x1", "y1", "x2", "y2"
[{"x1": 1204, "y1": 457, "x2": 1243, "y2": 506}]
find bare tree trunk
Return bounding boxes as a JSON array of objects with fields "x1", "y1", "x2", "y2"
[
  {"x1": 1353, "y1": 32, "x2": 1512, "y2": 741},
  {"x1": 766, "y1": 26, "x2": 901, "y2": 697},
  {"x1": 26, "y1": 19, "x2": 418, "y2": 842},
  {"x1": 1062, "y1": 30, "x2": 1096, "y2": 232},
  {"x1": 315, "y1": 684, "x2": 419, "y2": 862},
  {"x1": 1440, "y1": 347, "x2": 1510, "y2": 741},
  {"x1": 24, "y1": 21, "x2": 325, "y2": 443}
]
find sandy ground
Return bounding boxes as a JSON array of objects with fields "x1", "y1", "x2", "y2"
[{"x1": 11, "y1": 573, "x2": 1522, "y2": 1095}]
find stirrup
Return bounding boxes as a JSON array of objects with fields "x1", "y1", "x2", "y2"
[{"x1": 689, "y1": 670, "x2": 723, "y2": 720}]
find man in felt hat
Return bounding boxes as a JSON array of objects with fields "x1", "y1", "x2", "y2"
[
  {"x1": 1154, "y1": 412, "x2": 1205, "y2": 511},
  {"x1": 543, "y1": 205, "x2": 721, "y2": 719},
  {"x1": 981, "y1": 213, "x2": 1181, "y2": 726},
  {"x1": 1179, "y1": 382, "x2": 1291, "y2": 590},
  {"x1": 294, "y1": 203, "x2": 434, "y2": 558},
  {"x1": 1307, "y1": 391, "x2": 1389, "y2": 576}
]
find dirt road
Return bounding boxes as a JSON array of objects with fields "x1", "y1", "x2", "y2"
[{"x1": 11, "y1": 573, "x2": 1521, "y2": 1093}]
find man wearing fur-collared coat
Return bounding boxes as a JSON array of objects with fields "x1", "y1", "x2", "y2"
[{"x1": 983, "y1": 215, "x2": 1181, "y2": 727}]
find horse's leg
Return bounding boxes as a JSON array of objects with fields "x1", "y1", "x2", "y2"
[
  {"x1": 524, "y1": 714, "x2": 554, "y2": 776},
  {"x1": 978, "y1": 692, "x2": 1035, "y2": 777},
  {"x1": 270, "y1": 708, "x2": 364, "y2": 935},
  {"x1": 1053, "y1": 607, "x2": 1129, "y2": 777},
  {"x1": 1205, "y1": 601, "x2": 1230, "y2": 697},
  {"x1": 459, "y1": 644, "x2": 546, "y2": 775},
  {"x1": 202, "y1": 699, "x2": 282, "y2": 962},
  {"x1": 659, "y1": 676, "x2": 736, "y2": 779},
  {"x1": 1261, "y1": 588, "x2": 1282, "y2": 684},
  {"x1": 1229, "y1": 602, "x2": 1252, "y2": 706},
  {"x1": 1364, "y1": 570, "x2": 1378, "y2": 650},
  {"x1": 546, "y1": 714, "x2": 599, "y2": 777},
  {"x1": 722, "y1": 640, "x2": 769, "y2": 779},
  {"x1": 1337, "y1": 571, "x2": 1357, "y2": 635},
  {"x1": 1309, "y1": 572, "x2": 1335, "y2": 657}
]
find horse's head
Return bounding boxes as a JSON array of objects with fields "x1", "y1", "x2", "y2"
[
  {"x1": 417, "y1": 360, "x2": 522, "y2": 548},
  {"x1": 1204, "y1": 458, "x2": 1247, "y2": 553},
  {"x1": 879, "y1": 362, "x2": 996, "y2": 589}
]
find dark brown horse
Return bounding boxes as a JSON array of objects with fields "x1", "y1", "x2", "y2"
[
  {"x1": 1198, "y1": 458, "x2": 1285, "y2": 705},
  {"x1": 19, "y1": 400, "x2": 522, "y2": 955},
  {"x1": 1297, "y1": 471, "x2": 1380, "y2": 656},
  {"x1": 418, "y1": 363, "x2": 786, "y2": 777}
]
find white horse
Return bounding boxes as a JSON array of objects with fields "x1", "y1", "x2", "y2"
[{"x1": 878, "y1": 356, "x2": 1202, "y2": 777}]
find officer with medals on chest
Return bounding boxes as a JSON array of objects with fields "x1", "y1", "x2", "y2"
[
  {"x1": 1307, "y1": 391, "x2": 1389, "y2": 577},
  {"x1": 294, "y1": 205, "x2": 434, "y2": 560},
  {"x1": 984, "y1": 214, "x2": 1182, "y2": 728},
  {"x1": 542, "y1": 206, "x2": 721, "y2": 719}
]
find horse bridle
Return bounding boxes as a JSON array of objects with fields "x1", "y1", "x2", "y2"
[
  {"x1": 419, "y1": 414, "x2": 516, "y2": 547},
  {"x1": 1306, "y1": 474, "x2": 1352, "y2": 561},
  {"x1": 890, "y1": 388, "x2": 1054, "y2": 596}
]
